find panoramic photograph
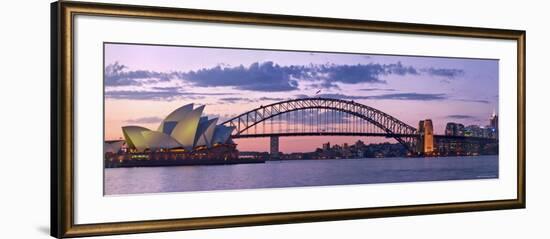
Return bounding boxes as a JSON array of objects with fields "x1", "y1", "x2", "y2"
[{"x1": 103, "y1": 42, "x2": 499, "y2": 195}]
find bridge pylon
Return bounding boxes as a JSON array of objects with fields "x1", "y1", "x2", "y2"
[{"x1": 270, "y1": 136, "x2": 280, "y2": 159}]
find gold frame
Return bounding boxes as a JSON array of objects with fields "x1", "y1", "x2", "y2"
[{"x1": 51, "y1": 1, "x2": 526, "y2": 238}]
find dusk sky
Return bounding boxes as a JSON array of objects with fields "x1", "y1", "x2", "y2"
[{"x1": 104, "y1": 43, "x2": 498, "y2": 153}]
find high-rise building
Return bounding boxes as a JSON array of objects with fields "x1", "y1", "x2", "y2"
[
  {"x1": 489, "y1": 112, "x2": 498, "y2": 139},
  {"x1": 457, "y1": 123, "x2": 465, "y2": 136},
  {"x1": 322, "y1": 142, "x2": 331, "y2": 151},
  {"x1": 445, "y1": 122, "x2": 457, "y2": 136},
  {"x1": 464, "y1": 125, "x2": 483, "y2": 137},
  {"x1": 490, "y1": 112, "x2": 498, "y2": 129},
  {"x1": 445, "y1": 122, "x2": 465, "y2": 136},
  {"x1": 417, "y1": 119, "x2": 434, "y2": 155}
]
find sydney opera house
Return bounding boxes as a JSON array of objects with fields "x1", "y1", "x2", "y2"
[{"x1": 104, "y1": 104, "x2": 247, "y2": 167}]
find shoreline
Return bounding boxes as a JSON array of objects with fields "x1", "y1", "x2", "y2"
[
  {"x1": 105, "y1": 154, "x2": 498, "y2": 169},
  {"x1": 105, "y1": 158, "x2": 265, "y2": 168}
]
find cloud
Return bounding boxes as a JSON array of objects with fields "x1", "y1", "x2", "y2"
[
  {"x1": 105, "y1": 90, "x2": 184, "y2": 101},
  {"x1": 259, "y1": 97, "x2": 287, "y2": 101},
  {"x1": 312, "y1": 93, "x2": 370, "y2": 100},
  {"x1": 105, "y1": 62, "x2": 172, "y2": 86},
  {"x1": 422, "y1": 67, "x2": 464, "y2": 79},
  {"x1": 104, "y1": 61, "x2": 424, "y2": 92},
  {"x1": 204, "y1": 113, "x2": 237, "y2": 122},
  {"x1": 455, "y1": 99, "x2": 490, "y2": 104},
  {"x1": 315, "y1": 64, "x2": 387, "y2": 84},
  {"x1": 218, "y1": 96, "x2": 289, "y2": 104},
  {"x1": 182, "y1": 62, "x2": 417, "y2": 91},
  {"x1": 150, "y1": 86, "x2": 181, "y2": 91},
  {"x1": 302, "y1": 62, "x2": 416, "y2": 85},
  {"x1": 124, "y1": 116, "x2": 163, "y2": 124},
  {"x1": 308, "y1": 81, "x2": 341, "y2": 90},
  {"x1": 303, "y1": 93, "x2": 448, "y2": 101},
  {"x1": 359, "y1": 88, "x2": 396, "y2": 92},
  {"x1": 385, "y1": 62, "x2": 419, "y2": 75},
  {"x1": 105, "y1": 87, "x2": 233, "y2": 101},
  {"x1": 367, "y1": 93, "x2": 448, "y2": 101},
  {"x1": 183, "y1": 62, "x2": 300, "y2": 92},
  {"x1": 447, "y1": 114, "x2": 476, "y2": 119},
  {"x1": 105, "y1": 61, "x2": 465, "y2": 93},
  {"x1": 218, "y1": 97, "x2": 256, "y2": 103}
]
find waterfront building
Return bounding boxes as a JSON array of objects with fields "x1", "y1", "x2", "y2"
[
  {"x1": 464, "y1": 125, "x2": 483, "y2": 137},
  {"x1": 445, "y1": 122, "x2": 456, "y2": 136},
  {"x1": 120, "y1": 104, "x2": 235, "y2": 152},
  {"x1": 457, "y1": 123, "x2": 465, "y2": 136},
  {"x1": 355, "y1": 140, "x2": 365, "y2": 148},
  {"x1": 445, "y1": 122, "x2": 465, "y2": 136},
  {"x1": 322, "y1": 142, "x2": 331, "y2": 151},
  {"x1": 461, "y1": 113, "x2": 498, "y2": 139}
]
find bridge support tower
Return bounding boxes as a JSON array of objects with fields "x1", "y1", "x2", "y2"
[
  {"x1": 417, "y1": 119, "x2": 434, "y2": 156},
  {"x1": 270, "y1": 136, "x2": 280, "y2": 159}
]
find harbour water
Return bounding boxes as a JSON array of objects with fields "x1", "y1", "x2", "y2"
[{"x1": 104, "y1": 155, "x2": 498, "y2": 195}]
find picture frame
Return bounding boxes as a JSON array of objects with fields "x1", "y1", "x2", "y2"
[{"x1": 51, "y1": 1, "x2": 526, "y2": 238}]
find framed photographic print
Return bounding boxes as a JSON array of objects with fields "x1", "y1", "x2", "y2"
[{"x1": 51, "y1": 1, "x2": 526, "y2": 238}]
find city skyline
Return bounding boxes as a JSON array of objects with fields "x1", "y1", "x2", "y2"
[{"x1": 104, "y1": 43, "x2": 499, "y2": 153}]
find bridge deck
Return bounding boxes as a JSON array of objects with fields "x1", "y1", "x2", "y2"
[
  {"x1": 232, "y1": 132, "x2": 418, "y2": 138},
  {"x1": 232, "y1": 132, "x2": 496, "y2": 143}
]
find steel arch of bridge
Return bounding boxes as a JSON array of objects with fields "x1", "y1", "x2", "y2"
[{"x1": 221, "y1": 98, "x2": 419, "y2": 152}]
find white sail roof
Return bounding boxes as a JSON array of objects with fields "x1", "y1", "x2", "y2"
[
  {"x1": 157, "y1": 104, "x2": 194, "y2": 134},
  {"x1": 142, "y1": 131, "x2": 182, "y2": 150},
  {"x1": 170, "y1": 105, "x2": 205, "y2": 149},
  {"x1": 122, "y1": 126, "x2": 150, "y2": 151},
  {"x1": 212, "y1": 125, "x2": 235, "y2": 145},
  {"x1": 194, "y1": 118, "x2": 218, "y2": 147}
]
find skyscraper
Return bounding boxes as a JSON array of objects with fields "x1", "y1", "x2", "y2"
[
  {"x1": 489, "y1": 112, "x2": 498, "y2": 139},
  {"x1": 445, "y1": 122, "x2": 465, "y2": 136},
  {"x1": 445, "y1": 122, "x2": 457, "y2": 136},
  {"x1": 490, "y1": 112, "x2": 498, "y2": 129},
  {"x1": 417, "y1": 119, "x2": 434, "y2": 155},
  {"x1": 322, "y1": 142, "x2": 331, "y2": 151}
]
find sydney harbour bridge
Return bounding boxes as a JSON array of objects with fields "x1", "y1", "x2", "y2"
[{"x1": 221, "y1": 97, "x2": 497, "y2": 157}]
